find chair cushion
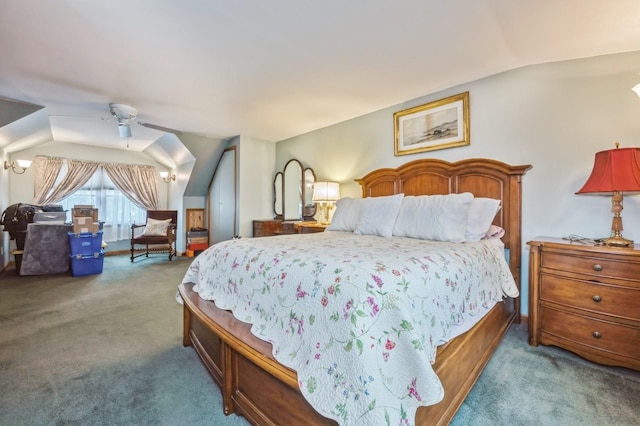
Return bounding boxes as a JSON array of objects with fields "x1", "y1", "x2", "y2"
[
  {"x1": 133, "y1": 235, "x2": 170, "y2": 244},
  {"x1": 141, "y1": 218, "x2": 172, "y2": 236}
]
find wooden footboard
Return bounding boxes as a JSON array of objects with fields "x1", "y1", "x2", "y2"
[
  {"x1": 180, "y1": 282, "x2": 334, "y2": 425},
  {"x1": 179, "y1": 282, "x2": 516, "y2": 425}
]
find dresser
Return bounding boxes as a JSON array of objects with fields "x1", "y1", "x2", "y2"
[{"x1": 528, "y1": 237, "x2": 640, "y2": 370}]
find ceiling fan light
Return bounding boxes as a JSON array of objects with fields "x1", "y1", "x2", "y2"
[{"x1": 118, "y1": 123, "x2": 132, "y2": 138}]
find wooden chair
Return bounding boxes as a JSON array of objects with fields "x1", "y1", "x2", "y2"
[{"x1": 130, "y1": 210, "x2": 177, "y2": 262}]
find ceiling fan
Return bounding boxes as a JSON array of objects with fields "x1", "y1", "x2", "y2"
[{"x1": 109, "y1": 103, "x2": 183, "y2": 138}]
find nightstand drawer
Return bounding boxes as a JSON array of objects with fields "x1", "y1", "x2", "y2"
[
  {"x1": 540, "y1": 274, "x2": 640, "y2": 321},
  {"x1": 540, "y1": 306, "x2": 640, "y2": 360},
  {"x1": 541, "y1": 251, "x2": 640, "y2": 281}
]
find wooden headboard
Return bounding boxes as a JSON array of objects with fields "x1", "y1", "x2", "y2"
[{"x1": 356, "y1": 158, "x2": 532, "y2": 317}]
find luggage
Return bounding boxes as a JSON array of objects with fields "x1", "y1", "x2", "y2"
[{"x1": 1, "y1": 203, "x2": 37, "y2": 240}]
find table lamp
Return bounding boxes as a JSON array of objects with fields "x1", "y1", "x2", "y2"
[
  {"x1": 576, "y1": 143, "x2": 640, "y2": 247},
  {"x1": 312, "y1": 181, "x2": 340, "y2": 225}
]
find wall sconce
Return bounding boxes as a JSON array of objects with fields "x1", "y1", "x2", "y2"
[
  {"x1": 576, "y1": 143, "x2": 640, "y2": 247},
  {"x1": 4, "y1": 159, "x2": 32, "y2": 174},
  {"x1": 632, "y1": 83, "x2": 640, "y2": 97},
  {"x1": 312, "y1": 181, "x2": 340, "y2": 225},
  {"x1": 159, "y1": 171, "x2": 176, "y2": 183}
]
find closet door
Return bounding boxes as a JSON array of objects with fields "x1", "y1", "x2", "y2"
[{"x1": 209, "y1": 147, "x2": 237, "y2": 244}]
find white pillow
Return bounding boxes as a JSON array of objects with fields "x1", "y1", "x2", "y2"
[
  {"x1": 326, "y1": 197, "x2": 364, "y2": 232},
  {"x1": 465, "y1": 198, "x2": 502, "y2": 242},
  {"x1": 354, "y1": 193, "x2": 404, "y2": 238},
  {"x1": 141, "y1": 217, "x2": 172, "y2": 236},
  {"x1": 392, "y1": 193, "x2": 474, "y2": 242}
]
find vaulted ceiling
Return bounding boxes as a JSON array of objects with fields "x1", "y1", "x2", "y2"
[{"x1": 1, "y1": 0, "x2": 640, "y2": 160}]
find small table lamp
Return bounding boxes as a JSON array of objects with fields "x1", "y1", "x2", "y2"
[
  {"x1": 312, "y1": 181, "x2": 340, "y2": 225},
  {"x1": 576, "y1": 144, "x2": 640, "y2": 247}
]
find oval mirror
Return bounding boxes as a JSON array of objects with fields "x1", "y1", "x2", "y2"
[
  {"x1": 273, "y1": 172, "x2": 283, "y2": 219},
  {"x1": 283, "y1": 159, "x2": 303, "y2": 220},
  {"x1": 302, "y1": 168, "x2": 316, "y2": 220}
]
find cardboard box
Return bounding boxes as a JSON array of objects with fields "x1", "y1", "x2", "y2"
[
  {"x1": 72, "y1": 207, "x2": 98, "y2": 221},
  {"x1": 73, "y1": 217, "x2": 100, "y2": 234}
]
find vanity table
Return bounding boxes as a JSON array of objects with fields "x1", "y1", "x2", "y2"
[
  {"x1": 297, "y1": 223, "x2": 328, "y2": 234},
  {"x1": 254, "y1": 159, "x2": 319, "y2": 237},
  {"x1": 252, "y1": 220, "x2": 318, "y2": 237}
]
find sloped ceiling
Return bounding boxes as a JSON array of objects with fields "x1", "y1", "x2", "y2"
[{"x1": 1, "y1": 1, "x2": 640, "y2": 157}]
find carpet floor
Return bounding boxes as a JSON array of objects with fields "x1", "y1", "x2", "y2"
[{"x1": 1, "y1": 254, "x2": 638, "y2": 425}]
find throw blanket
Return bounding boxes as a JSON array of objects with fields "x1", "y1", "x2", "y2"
[{"x1": 181, "y1": 231, "x2": 518, "y2": 425}]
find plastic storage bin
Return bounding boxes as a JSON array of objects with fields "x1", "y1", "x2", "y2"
[
  {"x1": 34, "y1": 212, "x2": 67, "y2": 223},
  {"x1": 69, "y1": 251, "x2": 104, "y2": 277},
  {"x1": 68, "y1": 231, "x2": 103, "y2": 255}
]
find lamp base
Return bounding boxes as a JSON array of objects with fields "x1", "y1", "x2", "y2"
[{"x1": 603, "y1": 235, "x2": 634, "y2": 248}]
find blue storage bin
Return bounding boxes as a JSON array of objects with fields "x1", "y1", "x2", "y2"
[
  {"x1": 70, "y1": 251, "x2": 104, "y2": 277},
  {"x1": 68, "y1": 231, "x2": 103, "y2": 255}
]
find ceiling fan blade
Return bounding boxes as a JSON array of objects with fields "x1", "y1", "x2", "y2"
[
  {"x1": 48, "y1": 115, "x2": 110, "y2": 120},
  {"x1": 138, "y1": 121, "x2": 183, "y2": 135}
]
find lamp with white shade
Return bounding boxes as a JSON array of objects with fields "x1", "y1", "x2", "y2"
[
  {"x1": 4, "y1": 159, "x2": 32, "y2": 175},
  {"x1": 312, "y1": 181, "x2": 340, "y2": 225},
  {"x1": 159, "y1": 171, "x2": 176, "y2": 183}
]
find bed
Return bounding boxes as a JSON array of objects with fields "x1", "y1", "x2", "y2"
[{"x1": 178, "y1": 157, "x2": 531, "y2": 425}]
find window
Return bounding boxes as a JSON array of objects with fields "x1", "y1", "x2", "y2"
[{"x1": 60, "y1": 168, "x2": 145, "y2": 242}]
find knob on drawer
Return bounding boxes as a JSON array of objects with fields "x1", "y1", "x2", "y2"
[
  {"x1": 592, "y1": 295, "x2": 602, "y2": 303},
  {"x1": 592, "y1": 331, "x2": 602, "y2": 339},
  {"x1": 592, "y1": 264, "x2": 603, "y2": 271}
]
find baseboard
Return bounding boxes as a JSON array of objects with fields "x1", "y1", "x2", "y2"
[
  {"x1": 104, "y1": 249, "x2": 130, "y2": 257},
  {"x1": 104, "y1": 249, "x2": 185, "y2": 257}
]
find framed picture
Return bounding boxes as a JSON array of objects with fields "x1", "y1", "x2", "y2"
[{"x1": 394, "y1": 91, "x2": 469, "y2": 156}]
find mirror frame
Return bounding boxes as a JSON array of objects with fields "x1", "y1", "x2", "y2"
[
  {"x1": 273, "y1": 172, "x2": 284, "y2": 218},
  {"x1": 302, "y1": 167, "x2": 316, "y2": 220}
]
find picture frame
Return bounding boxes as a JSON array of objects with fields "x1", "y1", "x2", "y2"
[{"x1": 394, "y1": 91, "x2": 469, "y2": 156}]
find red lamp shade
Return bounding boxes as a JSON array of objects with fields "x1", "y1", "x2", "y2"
[
  {"x1": 576, "y1": 145, "x2": 640, "y2": 248},
  {"x1": 576, "y1": 147, "x2": 640, "y2": 194}
]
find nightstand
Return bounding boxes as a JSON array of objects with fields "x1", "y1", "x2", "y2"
[
  {"x1": 296, "y1": 223, "x2": 328, "y2": 234},
  {"x1": 528, "y1": 237, "x2": 640, "y2": 370}
]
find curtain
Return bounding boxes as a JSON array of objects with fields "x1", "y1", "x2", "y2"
[
  {"x1": 32, "y1": 156, "x2": 64, "y2": 204},
  {"x1": 39, "y1": 159, "x2": 100, "y2": 205},
  {"x1": 103, "y1": 163, "x2": 160, "y2": 210}
]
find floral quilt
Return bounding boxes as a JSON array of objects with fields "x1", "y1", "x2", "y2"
[{"x1": 181, "y1": 231, "x2": 518, "y2": 425}]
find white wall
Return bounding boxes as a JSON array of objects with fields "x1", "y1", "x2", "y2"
[
  {"x1": 236, "y1": 136, "x2": 276, "y2": 237},
  {"x1": 276, "y1": 51, "x2": 640, "y2": 316},
  {"x1": 0, "y1": 150, "x2": 10, "y2": 266}
]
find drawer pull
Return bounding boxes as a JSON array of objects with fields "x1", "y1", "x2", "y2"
[
  {"x1": 592, "y1": 264, "x2": 603, "y2": 272},
  {"x1": 592, "y1": 295, "x2": 602, "y2": 303},
  {"x1": 592, "y1": 331, "x2": 602, "y2": 339}
]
